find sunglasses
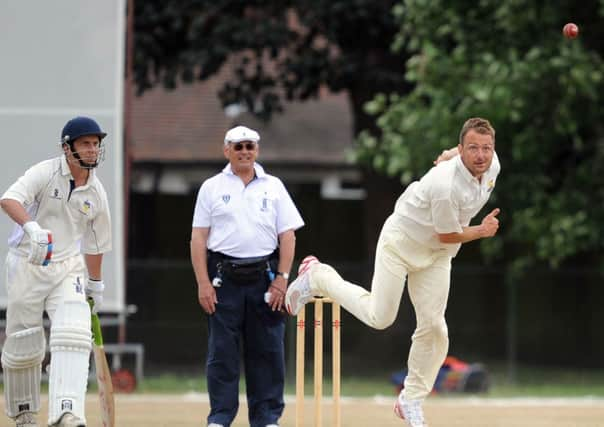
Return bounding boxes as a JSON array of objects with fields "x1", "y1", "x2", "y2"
[{"x1": 231, "y1": 142, "x2": 257, "y2": 151}]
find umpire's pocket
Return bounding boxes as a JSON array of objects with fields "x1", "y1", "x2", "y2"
[{"x1": 258, "y1": 296, "x2": 287, "y2": 326}]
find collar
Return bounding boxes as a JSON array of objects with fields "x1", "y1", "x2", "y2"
[
  {"x1": 60, "y1": 155, "x2": 71, "y2": 176},
  {"x1": 454, "y1": 155, "x2": 477, "y2": 185},
  {"x1": 455, "y1": 155, "x2": 496, "y2": 186},
  {"x1": 222, "y1": 162, "x2": 266, "y2": 179}
]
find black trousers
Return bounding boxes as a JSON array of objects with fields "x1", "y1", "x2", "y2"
[{"x1": 206, "y1": 253, "x2": 285, "y2": 427}]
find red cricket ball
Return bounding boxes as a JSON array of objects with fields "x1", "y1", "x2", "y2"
[{"x1": 563, "y1": 23, "x2": 579, "y2": 39}]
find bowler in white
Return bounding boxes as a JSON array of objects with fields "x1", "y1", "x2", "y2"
[{"x1": 285, "y1": 117, "x2": 501, "y2": 427}]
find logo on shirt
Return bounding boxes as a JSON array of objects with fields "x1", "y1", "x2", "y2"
[
  {"x1": 487, "y1": 179, "x2": 495, "y2": 192},
  {"x1": 261, "y1": 197, "x2": 269, "y2": 212},
  {"x1": 74, "y1": 276, "x2": 83, "y2": 294},
  {"x1": 222, "y1": 194, "x2": 231, "y2": 204},
  {"x1": 79, "y1": 200, "x2": 92, "y2": 215},
  {"x1": 50, "y1": 188, "x2": 62, "y2": 200}
]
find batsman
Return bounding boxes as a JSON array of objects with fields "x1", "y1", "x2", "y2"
[
  {"x1": 286, "y1": 118, "x2": 501, "y2": 427},
  {"x1": 0, "y1": 117, "x2": 112, "y2": 427}
]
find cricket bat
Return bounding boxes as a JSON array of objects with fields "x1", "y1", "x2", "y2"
[{"x1": 90, "y1": 301, "x2": 116, "y2": 427}]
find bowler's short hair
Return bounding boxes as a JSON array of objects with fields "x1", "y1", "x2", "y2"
[{"x1": 459, "y1": 118, "x2": 495, "y2": 145}]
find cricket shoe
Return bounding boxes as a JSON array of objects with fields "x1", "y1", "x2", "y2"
[
  {"x1": 15, "y1": 412, "x2": 38, "y2": 427},
  {"x1": 52, "y1": 413, "x2": 86, "y2": 427},
  {"x1": 285, "y1": 255, "x2": 319, "y2": 315},
  {"x1": 394, "y1": 395, "x2": 428, "y2": 427}
]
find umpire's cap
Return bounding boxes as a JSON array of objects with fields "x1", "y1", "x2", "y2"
[{"x1": 224, "y1": 126, "x2": 260, "y2": 145}]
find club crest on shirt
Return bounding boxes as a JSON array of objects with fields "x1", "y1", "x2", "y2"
[
  {"x1": 49, "y1": 188, "x2": 62, "y2": 200},
  {"x1": 487, "y1": 179, "x2": 495, "y2": 192},
  {"x1": 79, "y1": 200, "x2": 92, "y2": 215},
  {"x1": 222, "y1": 194, "x2": 231, "y2": 204}
]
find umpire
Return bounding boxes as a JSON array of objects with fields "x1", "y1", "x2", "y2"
[{"x1": 191, "y1": 125, "x2": 304, "y2": 427}]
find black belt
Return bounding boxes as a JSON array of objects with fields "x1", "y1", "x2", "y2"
[{"x1": 209, "y1": 250, "x2": 278, "y2": 284}]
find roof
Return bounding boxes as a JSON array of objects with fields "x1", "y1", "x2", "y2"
[{"x1": 130, "y1": 77, "x2": 354, "y2": 165}]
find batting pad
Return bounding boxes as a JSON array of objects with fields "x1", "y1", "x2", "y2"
[
  {"x1": 1, "y1": 326, "x2": 46, "y2": 417},
  {"x1": 48, "y1": 300, "x2": 92, "y2": 424}
]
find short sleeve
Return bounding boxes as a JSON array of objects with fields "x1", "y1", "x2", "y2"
[
  {"x1": 82, "y1": 186, "x2": 113, "y2": 254},
  {"x1": 274, "y1": 179, "x2": 304, "y2": 233},
  {"x1": 192, "y1": 181, "x2": 212, "y2": 228},
  {"x1": 2, "y1": 162, "x2": 49, "y2": 206},
  {"x1": 431, "y1": 197, "x2": 463, "y2": 234}
]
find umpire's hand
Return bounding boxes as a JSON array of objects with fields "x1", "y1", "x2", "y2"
[
  {"x1": 198, "y1": 280, "x2": 218, "y2": 314},
  {"x1": 268, "y1": 276, "x2": 287, "y2": 312}
]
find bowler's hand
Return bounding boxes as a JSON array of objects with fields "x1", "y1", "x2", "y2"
[
  {"x1": 434, "y1": 148, "x2": 459, "y2": 165},
  {"x1": 480, "y1": 208, "x2": 500, "y2": 238},
  {"x1": 198, "y1": 280, "x2": 218, "y2": 314},
  {"x1": 268, "y1": 276, "x2": 287, "y2": 312}
]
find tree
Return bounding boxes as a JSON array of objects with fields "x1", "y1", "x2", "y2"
[
  {"x1": 134, "y1": 0, "x2": 414, "y2": 256},
  {"x1": 354, "y1": 0, "x2": 604, "y2": 378},
  {"x1": 134, "y1": 0, "x2": 409, "y2": 133},
  {"x1": 356, "y1": 0, "x2": 604, "y2": 270}
]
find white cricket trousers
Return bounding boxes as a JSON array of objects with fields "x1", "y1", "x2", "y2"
[
  {"x1": 310, "y1": 213, "x2": 452, "y2": 400},
  {"x1": 4, "y1": 251, "x2": 91, "y2": 424},
  {"x1": 4, "y1": 251, "x2": 88, "y2": 334}
]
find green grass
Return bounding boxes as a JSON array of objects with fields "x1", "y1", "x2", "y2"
[
  {"x1": 4, "y1": 365, "x2": 603, "y2": 397},
  {"x1": 126, "y1": 364, "x2": 604, "y2": 397},
  {"x1": 486, "y1": 364, "x2": 604, "y2": 397},
  {"x1": 130, "y1": 374, "x2": 394, "y2": 396},
  {"x1": 135, "y1": 374, "x2": 207, "y2": 393}
]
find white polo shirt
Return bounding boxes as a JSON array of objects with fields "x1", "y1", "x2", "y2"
[
  {"x1": 394, "y1": 153, "x2": 500, "y2": 256},
  {"x1": 192, "y1": 163, "x2": 304, "y2": 258},
  {"x1": 2, "y1": 156, "x2": 112, "y2": 261}
]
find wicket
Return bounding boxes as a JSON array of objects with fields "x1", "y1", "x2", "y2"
[{"x1": 296, "y1": 296, "x2": 341, "y2": 427}]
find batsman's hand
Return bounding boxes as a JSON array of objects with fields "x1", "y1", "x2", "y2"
[
  {"x1": 198, "y1": 280, "x2": 218, "y2": 315},
  {"x1": 23, "y1": 221, "x2": 53, "y2": 266},
  {"x1": 86, "y1": 279, "x2": 105, "y2": 314},
  {"x1": 480, "y1": 208, "x2": 500, "y2": 238}
]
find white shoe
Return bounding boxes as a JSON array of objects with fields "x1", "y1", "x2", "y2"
[
  {"x1": 285, "y1": 255, "x2": 319, "y2": 315},
  {"x1": 15, "y1": 412, "x2": 38, "y2": 427},
  {"x1": 266, "y1": 425, "x2": 279, "y2": 427},
  {"x1": 51, "y1": 413, "x2": 86, "y2": 427},
  {"x1": 394, "y1": 395, "x2": 428, "y2": 427},
  {"x1": 207, "y1": 424, "x2": 224, "y2": 427}
]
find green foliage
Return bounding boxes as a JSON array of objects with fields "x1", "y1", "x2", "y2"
[{"x1": 355, "y1": 0, "x2": 604, "y2": 267}]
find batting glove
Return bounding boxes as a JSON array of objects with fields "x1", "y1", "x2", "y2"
[
  {"x1": 23, "y1": 221, "x2": 53, "y2": 266},
  {"x1": 86, "y1": 279, "x2": 105, "y2": 314}
]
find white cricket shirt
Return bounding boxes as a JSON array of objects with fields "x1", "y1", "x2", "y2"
[
  {"x1": 2, "y1": 156, "x2": 112, "y2": 261},
  {"x1": 192, "y1": 163, "x2": 304, "y2": 258},
  {"x1": 394, "y1": 153, "x2": 500, "y2": 256}
]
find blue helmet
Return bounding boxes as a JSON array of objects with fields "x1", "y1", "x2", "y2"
[
  {"x1": 61, "y1": 116, "x2": 107, "y2": 144},
  {"x1": 61, "y1": 117, "x2": 107, "y2": 169}
]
